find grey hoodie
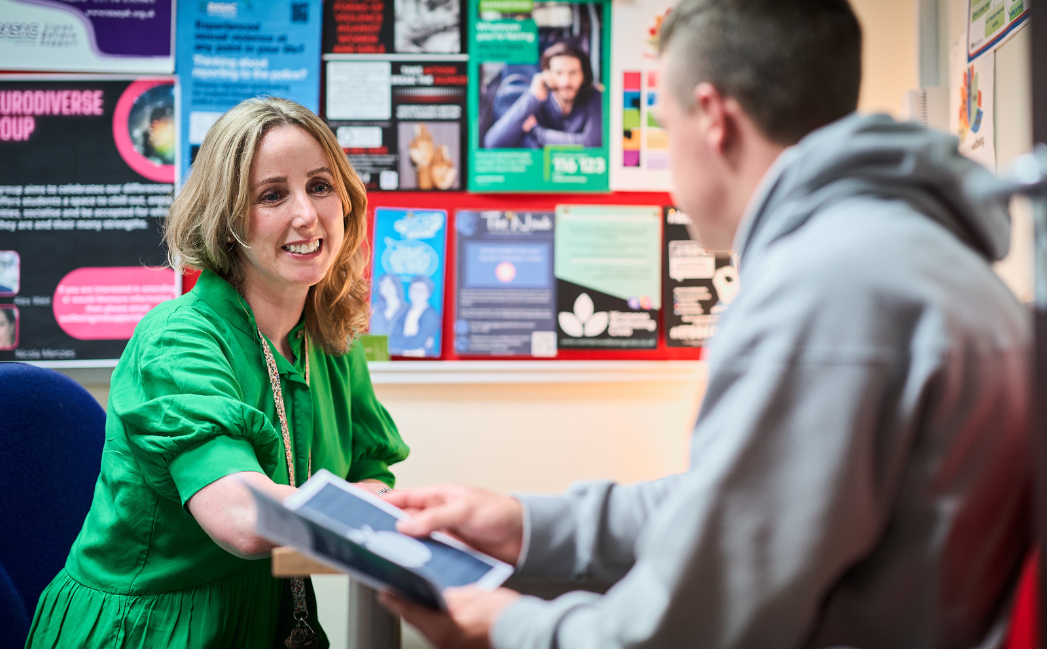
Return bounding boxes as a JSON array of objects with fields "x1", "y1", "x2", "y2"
[{"x1": 492, "y1": 114, "x2": 1032, "y2": 649}]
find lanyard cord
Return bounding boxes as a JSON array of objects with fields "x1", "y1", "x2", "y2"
[{"x1": 258, "y1": 327, "x2": 315, "y2": 634}]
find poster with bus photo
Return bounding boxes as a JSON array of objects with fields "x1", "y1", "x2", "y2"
[
  {"x1": 369, "y1": 207, "x2": 447, "y2": 357},
  {"x1": 609, "y1": 0, "x2": 673, "y2": 191},
  {"x1": 468, "y1": 0, "x2": 611, "y2": 192}
]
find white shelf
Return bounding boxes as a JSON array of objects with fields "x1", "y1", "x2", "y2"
[
  {"x1": 40, "y1": 359, "x2": 708, "y2": 387},
  {"x1": 366, "y1": 360, "x2": 707, "y2": 385}
]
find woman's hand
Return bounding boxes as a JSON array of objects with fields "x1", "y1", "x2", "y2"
[
  {"x1": 186, "y1": 471, "x2": 296, "y2": 559},
  {"x1": 355, "y1": 479, "x2": 391, "y2": 496}
]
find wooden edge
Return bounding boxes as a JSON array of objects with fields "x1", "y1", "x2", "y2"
[{"x1": 271, "y1": 547, "x2": 342, "y2": 576}]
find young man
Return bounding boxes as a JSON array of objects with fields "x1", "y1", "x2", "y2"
[
  {"x1": 383, "y1": 1, "x2": 1032, "y2": 647},
  {"x1": 483, "y1": 42, "x2": 603, "y2": 149}
]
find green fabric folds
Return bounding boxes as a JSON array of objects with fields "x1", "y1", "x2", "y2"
[{"x1": 26, "y1": 271, "x2": 409, "y2": 647}]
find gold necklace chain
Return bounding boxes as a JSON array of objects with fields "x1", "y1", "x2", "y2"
[{"x1": 258, "y1": 327, "x2": 315, "y2": 639}]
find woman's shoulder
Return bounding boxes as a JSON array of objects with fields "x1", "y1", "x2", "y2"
[
  {"x1": 122, "y1": 291, "x2": 244, "y2": 371},
  {"x1": 135, "y1": 291, "x2": 232, "y2": 340}
]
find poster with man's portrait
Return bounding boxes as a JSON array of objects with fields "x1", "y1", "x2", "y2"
[{"x1": 468, "y1": 0, "x2": 610, "y2": 192}]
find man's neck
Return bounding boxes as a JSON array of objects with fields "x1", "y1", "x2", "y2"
[
  {"x1": 726, "y1": 138, "x2": 788, "y2": 245},
  {"x1": 240, "y1": 276, "x2": 307, "y2": 360}
]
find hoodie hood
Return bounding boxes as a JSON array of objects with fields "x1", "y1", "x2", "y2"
[{"x1": 734, "y1": 113, "x2": 1011, "y2": 269}]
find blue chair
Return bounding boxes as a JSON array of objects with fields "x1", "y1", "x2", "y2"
[{"x1": 0, "y1": 363, "x2": 105, "y2": 649}]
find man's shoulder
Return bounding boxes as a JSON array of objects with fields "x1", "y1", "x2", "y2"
[{"x1": 723, "y1": 195, "x2": 1027, "y2": 358}]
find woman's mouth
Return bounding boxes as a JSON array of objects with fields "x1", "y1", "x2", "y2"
[{"x1": 282, "y1": 239, "x2": 322, "y2": 256}]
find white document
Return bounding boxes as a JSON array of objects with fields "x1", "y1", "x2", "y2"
[
  {"x1": 967, "y1": 0, "x2": 1029, "y2": 61},
  {"x1": 326, "y1": 61, "x2": 393, "y2": 120}
]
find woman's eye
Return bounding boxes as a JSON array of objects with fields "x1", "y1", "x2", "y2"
[
  {"x1": 260, "y1": 190, "x2": 282, "y2": 203},
  {"x1": 312, "y1": 181, "x2": 332, "y2": 194}
]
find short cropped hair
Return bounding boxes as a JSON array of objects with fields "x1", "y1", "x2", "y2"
[
  {"x1": 165, "y1": 97, "x2": 370, "y2": 355},
  {"x1": 540, "y1": 42, "x2": 594, "y2": 89},
  {"x1": 659, "y1": 0, "x2": 862, "y2": 144}
]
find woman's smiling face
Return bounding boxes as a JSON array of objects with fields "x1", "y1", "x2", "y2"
[{"x1": 238, "y1": 125, "x2": 346, "y2": 298}]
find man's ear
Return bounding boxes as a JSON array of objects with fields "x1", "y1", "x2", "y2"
[{"x1": 693, "y1": 82, "x2": 732, "y2": 156}]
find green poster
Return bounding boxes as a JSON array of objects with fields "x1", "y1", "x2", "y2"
[
  {"x1": 555, "y1": 205, "x2": 661, "y2": 350},
  {"x1": 468, "y1": 0, "x2": 611, "y2": 192}
]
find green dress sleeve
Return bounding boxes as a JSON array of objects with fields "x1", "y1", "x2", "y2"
[
  {"x1": 111, "y1": 309, "x2": 282, "y2": 506},
  {"x1": 344, "y1": 341, "x2": 410, "y2": 486}
]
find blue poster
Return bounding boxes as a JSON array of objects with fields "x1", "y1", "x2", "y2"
[
  {"x1": 454, "y1": 210, "x2": 557, "y2": 357},
  {"x1": 175, "y1": 0, "x2": 322, "y2": 182},
  {"x1": 370, "y1": 208, "x2": 447, "y2": 357}
]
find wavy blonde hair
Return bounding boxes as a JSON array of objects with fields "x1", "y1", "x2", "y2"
[{"x1": 165, "y1": 96, "x2": 369, "y2": 355}]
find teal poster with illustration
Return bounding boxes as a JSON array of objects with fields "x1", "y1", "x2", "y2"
[
  {"x1": 468, "y1": 0, "x2": 611, "y2": 192},
  {"x1": 370, "y1": 207, "x2": 447, "y2": 357}
]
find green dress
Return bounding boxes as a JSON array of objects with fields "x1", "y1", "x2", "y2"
[{"x1": 25, "y1": 271, "x2": 410, "y2": 648}]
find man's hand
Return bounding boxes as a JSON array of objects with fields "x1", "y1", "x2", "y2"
[
  {"x1": 379, "y1": 587, "x2": 521, "y2": 649},
  {"x1": 529, "y1": 72, "x2": 550, "y2": 102},
  {"x1": 521, "y1": 115, "x2": 538, "y2": 133},
  {"x1": 384, "y1": 486, "x2": 524, "y2": 565}
]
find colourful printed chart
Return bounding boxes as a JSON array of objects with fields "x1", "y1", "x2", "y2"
[{"x1": 609, "y1": 0, "x2": 673, "y2": 191}]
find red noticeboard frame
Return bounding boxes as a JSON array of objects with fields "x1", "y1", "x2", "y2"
[{"x1": 184, "y1": 190, "x2": 706, "y2": 362}]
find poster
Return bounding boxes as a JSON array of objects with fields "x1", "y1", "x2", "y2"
[
  {"x1": 950, "y1": 44, "x2": 996, "y2": 171},
  {"x1": 0, "y1": 77, "x2": 179, "y2": 364},
  {"x1": 324, "y1": 58, "x2": 468, "y2": 191},
  {"x1": 662, "y1": 207, "x2": 737, "y2": 347},
  {"x1": 609, "y1": 0, "x2": 672, "y2": 192},
  {"x1": 554, "y1": 205, "x2": 660, "y2": 350},
  {"x1": 468, "y1": 0, "x2": 611, "y2": 192},
  {"x1": 0, "y1": 0, "x2": 174, "y2": 73},
  {"x1": 454, "y1": 210, "x2": 556, "y2": 357},
  {"x1": 968, "y1": 0, "x2": 1029, "y2": 61},
  {"x1": 176, "y1": 0, "x2": 323, "y2": 181},
  {"x1": 323, "y1": 0, "x2": 465, "y2": 55},
  {"x1": 369, "y1": 207, "x2": 447, "y2": 357}
]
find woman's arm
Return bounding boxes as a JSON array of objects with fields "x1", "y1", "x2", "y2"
[
  {"x1": 187, "y1": 471, "x2": 294, "y2": 559},
  {"x1": 188, "y1": 472, "x2": 391, "y2": 560}
]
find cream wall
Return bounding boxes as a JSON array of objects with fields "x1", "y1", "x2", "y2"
[{"x1": 850, "y1": 0, "x2": 919, "y2": 116}]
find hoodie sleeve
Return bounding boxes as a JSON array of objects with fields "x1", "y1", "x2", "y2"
[
  {"x1": 511, "y1": 473, "x2": 685, "y2": 583},
  {"x1": 492, "y1": 247, "x2": 927, "y2": 649}
]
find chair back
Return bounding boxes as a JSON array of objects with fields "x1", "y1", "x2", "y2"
[
  {"x1": 0, "y1": 363, "x2": 105, "y2": 645},
  {"x1": 1004, "y1": 551, "x2": 1042, "y2": 649},
  {"x1": 0, "y1": 560, "x2": 29, "y2": 649}
]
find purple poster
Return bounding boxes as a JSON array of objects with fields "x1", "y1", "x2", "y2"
[{"x1": 0, "y1": 0, "x2": 174, "y2": 73}]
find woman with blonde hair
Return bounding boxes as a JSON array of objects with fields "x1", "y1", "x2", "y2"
[{"x1": 26, "y1": 97, "x2": 409, "y2": 648}]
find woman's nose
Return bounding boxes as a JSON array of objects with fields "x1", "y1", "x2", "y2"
[{"x1": 290, "y1": 190, "x2": 319, "y2": 228}]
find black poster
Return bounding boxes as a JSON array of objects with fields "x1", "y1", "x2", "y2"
[
  {"x1": 662, "y1": 207, "x2": 737, "y2": 347},
  {"x1": 324, "y1": 59, "x2": 467, "y2": 191},
  {"x1": 0, "y1": 78, "x2": 178, "y2": 364}
]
